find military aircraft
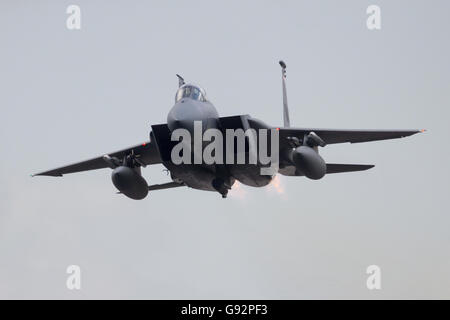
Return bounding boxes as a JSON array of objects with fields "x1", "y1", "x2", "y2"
[{"x1": 33, "y1": 61, "x2": 423, "y2": 199}]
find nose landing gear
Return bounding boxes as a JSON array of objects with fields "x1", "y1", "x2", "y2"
[{"x1": 212, "y1": 178, "x2": 230, "y2": 199}]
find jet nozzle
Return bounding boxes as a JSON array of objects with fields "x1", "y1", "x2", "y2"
[{"x1": 279, "y1": 60, "x2": 286, "y2": 69}]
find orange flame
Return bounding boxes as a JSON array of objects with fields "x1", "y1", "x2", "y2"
[
  {"x1": 267, "y1": 175, "x2": 285, "y2": 195},
  {"x1": 229, "y1": 181, "x2": 247, "y2": 199}
]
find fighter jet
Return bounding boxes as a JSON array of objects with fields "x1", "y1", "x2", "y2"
[{"x1": 33, "y1": 61, "x2": 423, "y2": 199}]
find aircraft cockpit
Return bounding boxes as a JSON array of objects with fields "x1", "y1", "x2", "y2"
[{"x1": 175, "y1": 84, "x2": 207, "y2": 103}]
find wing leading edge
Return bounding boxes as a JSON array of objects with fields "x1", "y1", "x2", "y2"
[
  {"x1": 279, "y1": 128, "x2": 423, "y2": 146},
  {"x1": 33, "y1": 141, "x2": 161, "y2": 177}
]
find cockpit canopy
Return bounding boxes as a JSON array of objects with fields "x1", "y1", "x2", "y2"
[{"x1": 175, "y1": 84, "x2": 207, "y2": 103}]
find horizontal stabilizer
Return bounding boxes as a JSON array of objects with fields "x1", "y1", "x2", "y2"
[
  {"x1": 325, "y1": 163, "x2": 374, "y2": 174},
  {"x1": 279, "y1": 163, "x2": 374, "y2": 176},
  {"x1": 148, "y1": 181, "x2": 185, "y2": 191}
]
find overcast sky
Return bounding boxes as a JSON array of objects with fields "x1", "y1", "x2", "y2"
[{"x1": 0, "y1": 0, "x2": 449, "y2": 299}]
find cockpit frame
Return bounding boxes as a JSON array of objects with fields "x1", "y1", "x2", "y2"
[{"x1": 175, "y1": 84, "x2": 207, "y2": 103}]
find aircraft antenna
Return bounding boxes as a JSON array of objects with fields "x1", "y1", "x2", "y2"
[
  {"x1": 279, "y1": 60, "x2": 290, "y2": 128},
  {"x1": 176, "y1": 74, "x2": 185, "y2": 88}
]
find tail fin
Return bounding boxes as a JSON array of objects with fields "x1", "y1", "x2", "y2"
[{"x1": 279, "y1": 60, "x2": 290, "y2": 127}]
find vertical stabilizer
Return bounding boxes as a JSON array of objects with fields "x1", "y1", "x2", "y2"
[{"x1": 279, "y1": 60, "x2": 290, "y2": 127}]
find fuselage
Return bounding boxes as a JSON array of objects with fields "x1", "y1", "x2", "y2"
[{"x1": 163, "y1": 84, "x2": 273, "y2": 196}]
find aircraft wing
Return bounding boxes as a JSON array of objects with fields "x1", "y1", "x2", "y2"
[
  {"x1": 33, "y1": 141, "x2": 161, "y2": 177},
  {"x1": 278, "y1": 128, "x2": 423, "y2": 146}
]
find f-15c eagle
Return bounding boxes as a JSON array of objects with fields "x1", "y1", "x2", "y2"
[{"x1": 33, "y1": 61, "x2": 423, "y2": 199}]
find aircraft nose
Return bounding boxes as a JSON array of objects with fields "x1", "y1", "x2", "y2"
[
  {"x1": 167, "y1": 108, "x2": 182, "y2": 132},
  {"x1": 167, "y1": 116, "x2": 179, "y2": 132},
  {"x1": 167, "y1": 99, "x2": 220, "y2": 136},
  {"x1": 167, "y1": 101, "x2": 204, "y2": 134},
  {"x1": 167, "y1": 118, "x2": 196, "y2": 135}
]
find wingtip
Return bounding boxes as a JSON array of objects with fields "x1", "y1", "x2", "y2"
[
  {"x1": 359, "y1": 164, "x2": 375, "y2": 171},
  {"x1": 405, "y1": 129, "x2": 426, "y2": 138},
  {"x1": 31, "y1": 172, "x2": 63, "y2": 177}
]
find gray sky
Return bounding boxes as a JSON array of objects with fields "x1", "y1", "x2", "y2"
[{"x1": 0, "y1": 0, "x2": 449, "y2": 299}]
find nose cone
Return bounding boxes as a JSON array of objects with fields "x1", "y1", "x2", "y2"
[
  {"x1": 168, "y1": 119, "x2": 197, "y2": 135},
  {"x1": 167, "y1": 99, "x2": 219, "y2": 134},
  {"x1": 168, "y1": 100, "x2": 197, "y2": 132}
]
